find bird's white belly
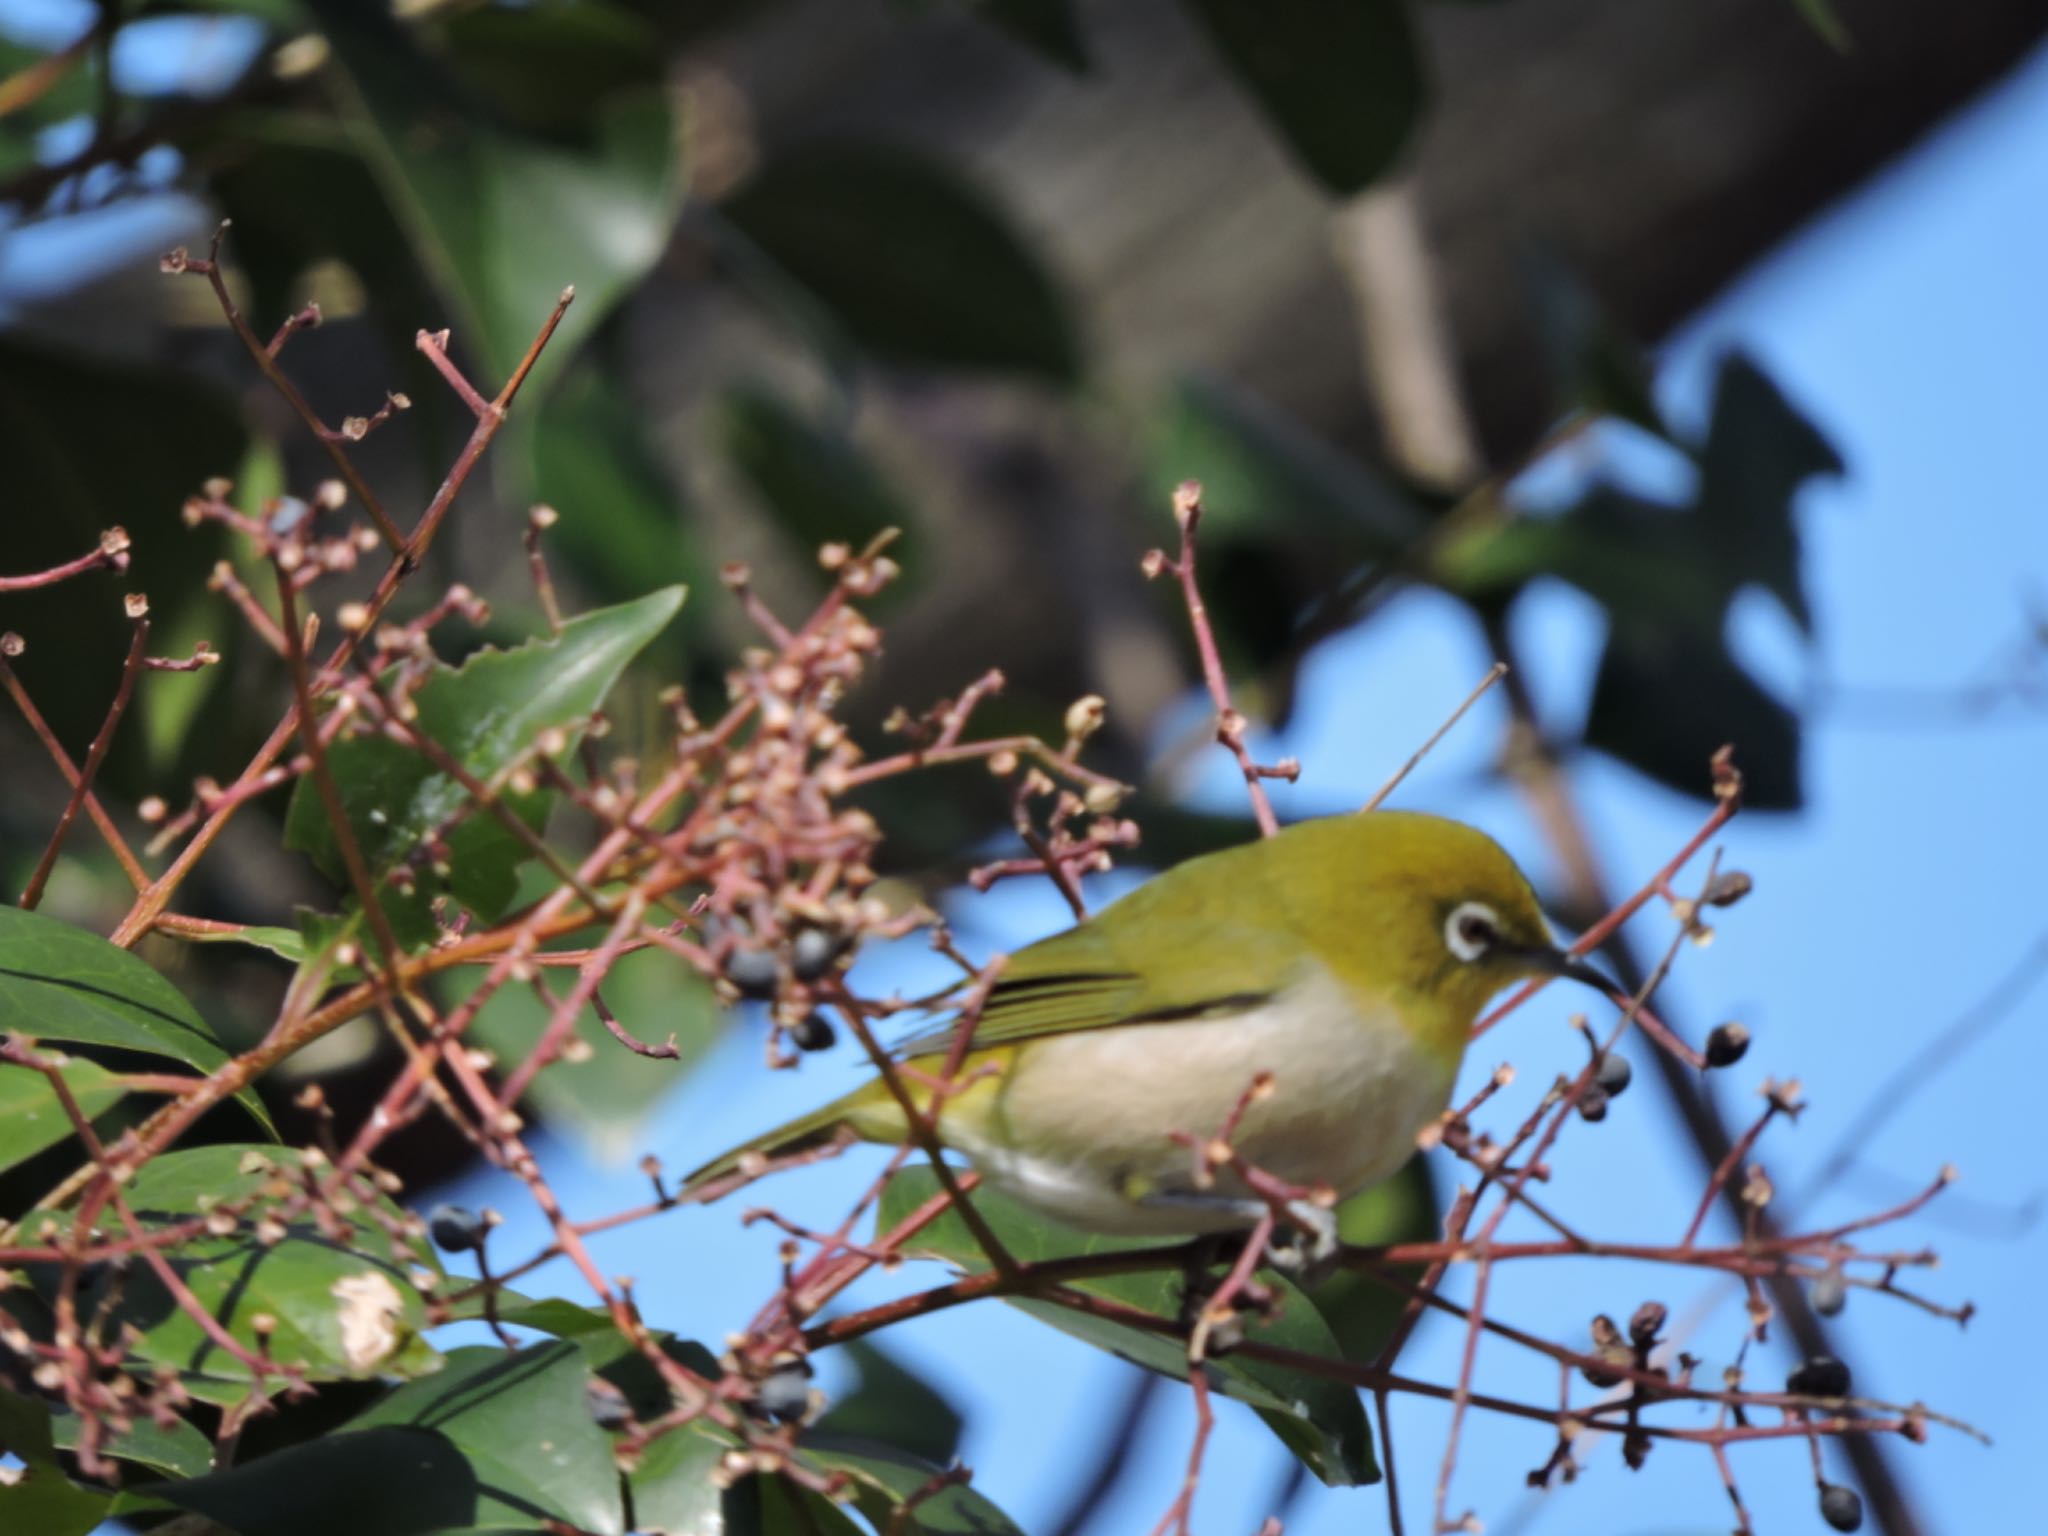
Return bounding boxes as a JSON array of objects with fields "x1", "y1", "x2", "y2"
[{"x1": 954, "y1": 968, "x2": 1454, "y2": 1236}]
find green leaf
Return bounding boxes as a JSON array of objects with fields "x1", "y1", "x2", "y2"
[
  {"x1": 91, "y1": 1144, "x2": 442, "y2": 1393},
  {"x1": 302, "y1": 0, "x2": 686, "y2": 399},
  {"x1": 136, "y1": 1425, "x2": 479, "y2": 1536},
  {"x1": 716, "y1": 384, "x2": 920, "y2": 591},
  {"x1": 455, "y1": 943, "x2": 722, "y2": 1159},
  {"x1": 52, "y1": 1406, "x2": 215, "y2": 1479},
  {"x1": 875, "y1": 1168, "x2": 1376, "y2": 1486},
  {"x1": 0, "y1": 905, "x2": 271, "y2": 1134},
  {"x1": 0, "y1": 1461, "x2": 108, "y2": 1536},
  {"x1": 348, "y1": 1342, "x2": 626, "y2": 1535},
  {"x1": 525, "y1": 349, "x2": 705, "y2": 608},
  {"x1": 282, "y1": 588, "x2": 685, "y2": 946},
  {"x1": 626, "y1": 1421, "x2": 731, "y2": 1536},
  {"x1": 718, "y1": 143, "x2": 1082, "y2": 382},
  {"x1": 1150, "y1": 373, "x2": 1422, "y2": 555},
  {"x1": 804, "y1": 1432, "x2": 1024, "y2": 1536},
  {"x1": 1520, "y1": 248, "x2": 1664, "y2": 437},
  {"x1": 1696, "y1": 353, "x2": 1843, "y2": 635},
  {"x1": 1181, "y1": 0, "x2": 1425, "y2": 194},
  {"x1": 1586, "y1": 620, "x2": 1802, "y2": 810},
  {"x1": 814, "y1": 1339, "x2": 963, "y2": 1466},
  {"x1": 0, "y1": 1056, "x2": 124, "y2": 1177}
]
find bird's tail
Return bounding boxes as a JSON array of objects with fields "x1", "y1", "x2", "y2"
[{"x1": 680, "y1": 1085, "x2": 887, "y2": 1200}]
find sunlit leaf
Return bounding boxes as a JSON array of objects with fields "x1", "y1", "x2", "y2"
[
  {"x1": 52, "y1": 1407, "x2": 215, "y2": 1479},
  {"x1": 90, "y1": 1144, "x2": 442, "y2": 1394},
  {"x1": 282, "y1": 587, "x2": 685, "y2": 947},
  {"x1": 348, "y1": 1343, "x2": 625, "y2": 1536},
  {"x1": 0, "y1": 1460, "x2": 107, "y2": 1536},
  {"x1": 0, "y1": 1057, "x2": 123, "y2": 1177},
  {"x1": 805, "y1": 1432, "x2": 1025, "y2": 1536}
]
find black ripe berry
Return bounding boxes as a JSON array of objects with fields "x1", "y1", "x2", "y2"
[
  {"x1": 790, "y1": 926, "x2": 850, "y2": 982},
  {"x1": 757, "y1": 1361, "x2": 814, "y2": 1423},
  {"x1": 1788, "y1": 1354, "x2": 1851, "y2": 1398},
  {"x1": 1704, "y1": 1022, "x2": 1750, "y2": 1068},
  {"x1": 427, "y1": 1204, "x2": 485, "y2": 1253},
  {"x1": 1594, "y1": 1051, "x2": 1633, "y2": 1098},
  {"x1": 790, "y1": 1013, "x2": 837, "y2": 1052},
  {"x1": 1576, "y1": 1085, "x2": 1610, "y2": 1123},
  {"x1": 1819, "y1": 1482, "x2": 1864, "y2": 1532},
  {"x1": 723, "y1": 947, "x2": 780, "y2": 999}
]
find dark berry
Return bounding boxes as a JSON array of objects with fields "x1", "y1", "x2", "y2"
[
  {"x1": 1594, "y1": 1051, "x2": 1633, "y2": 1097},
  {"x1": 1788, "y1": 1354, "x2": 1851, "y2": 1398},
  {"x1": 1702, "y1": 869, "x2": 1754, "y2": 908},
  {"x1": 1811, "y1": 1272, "x2": 1848, "y2": 1317},
  {"x1": 723, "y1": 947, "x2": 780, "y2": 999},
  {"x1": 757, "y1": 1361, "x2": 813, "y2": 1423},
  {"x1": 1576, "y1": 1085, "x2": 1610, "y2": 1123},
  {"x1": 427, "y1": 1204, "x2": 484, "y2": 1253},
  {"x1": 1704, "y1": 1022, "x2": 1750, "y2": 1068},
  {"x1": 1819, "y1": 1482, "x2": 1864, "y2": 1532},
  {"x1": 790, "y1": 1013, "x2": 836, "y2": 1052},
  {"x1": 790, "y1": 926, "x2": 851, "y2": 982}
]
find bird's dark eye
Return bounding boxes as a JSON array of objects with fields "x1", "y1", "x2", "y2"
[{"x1": 1444, "y1": 901, "x2": 1501, "y2": 963}]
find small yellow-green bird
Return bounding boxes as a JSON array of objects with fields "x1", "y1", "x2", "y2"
[{"x1": 684, "y1": 812, "x2": 1607, "y2": 1251}]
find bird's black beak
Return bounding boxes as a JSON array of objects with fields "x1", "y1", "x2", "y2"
[{"x1": 1525, "y1": 945, "x2": 1619, "y2": 1000}]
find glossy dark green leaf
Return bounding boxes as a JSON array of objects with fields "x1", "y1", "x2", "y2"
[
  {"x1": 1150, "y1": 373, "x2": 1422, "y2": 555},
  {"x1": 455, "y1": 943, "x2": 721, "y2": 1159},
  {"x1": 282, "y1": 587, "x2": 685, "y2": 945},
  {"x1": 1586, "y1": 619, "x2": 1802, "y2": 809},
  {"x1": 1181, "y1": 0, "x2": 1424, "y2": 194},
  {"x1": 0, "y1": 1460, "x2": 108, "y2": 1536},
  {"x1": 440, "y1": 1, "x2": 665, "y2": 135},
  {"x1": 717, "y1": 383, "x2": 920, "y2": 591},
  {"x1": 93, "y1": 1144, "x2": 441, "y2": 1393},
  {"x1": 0, "y1": 1056, "x2": 124, "y2": 1177},
  {"x1": 349, "y1": 1342, "x2": 625, "y2": 1535},
  {"x1": 1696, "y1": 352, "x2": 1843, "y2": 635},
  {"x1": 52, "y1": 1406, "x2": 215, "y2": 1479},
  {"x1": 804, "y1": 1432, "x2": 1023, "y2": 1536},
  {"x1": 814, "y1": 1339, "x2": 963, "y2": 1466},
  {"x1": 138, "y1": 1425, "x2": 479, "y2": 1536},
  {"x1": 719, "y1": 143, "x2": 1081, "y2": 382},
  {"x1": 876, "y1": 1168, "x2": 1376, "y2": 1485},
  {"x1": 0, "y1": 905, "x2": 271, "y2": 1133},
  {"x1": 303, "y1": 0, "x2": 686, "y2": 398}
]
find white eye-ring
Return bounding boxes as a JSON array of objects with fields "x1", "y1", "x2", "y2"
[{"x1": 1444, "y1": 901, "x2": 1501, "y2": 963}]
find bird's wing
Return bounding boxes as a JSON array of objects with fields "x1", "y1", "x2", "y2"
[{"x1": 894, "y1": 906, "x2": 1290, "y2": 1060}]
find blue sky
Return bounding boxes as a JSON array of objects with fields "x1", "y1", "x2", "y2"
[{"x1": 7, "y1": 6, "x2": 2046, "y2": 1533}]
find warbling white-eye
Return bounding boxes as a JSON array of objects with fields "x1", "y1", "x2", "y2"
[{"x1": 684, "y1": 811, "x2": 1608, "y2": 1252}]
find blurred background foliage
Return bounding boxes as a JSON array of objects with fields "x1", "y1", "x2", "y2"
[
  {"x1": 1, "y1": 0, "x2": 2040, "y2": 1242},
  {"x1": 4, "y1": 4, "x2": 2046, "y2": 1526}
]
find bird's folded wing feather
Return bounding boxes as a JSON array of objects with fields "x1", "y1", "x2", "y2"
[{"x1": 895, "y1": 904, "x2": 1295, "y2": 1060}]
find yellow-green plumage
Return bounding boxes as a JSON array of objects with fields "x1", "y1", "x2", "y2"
[{"x1": 684, "y1": 812, "x2": 1568, "y2": 1236}]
